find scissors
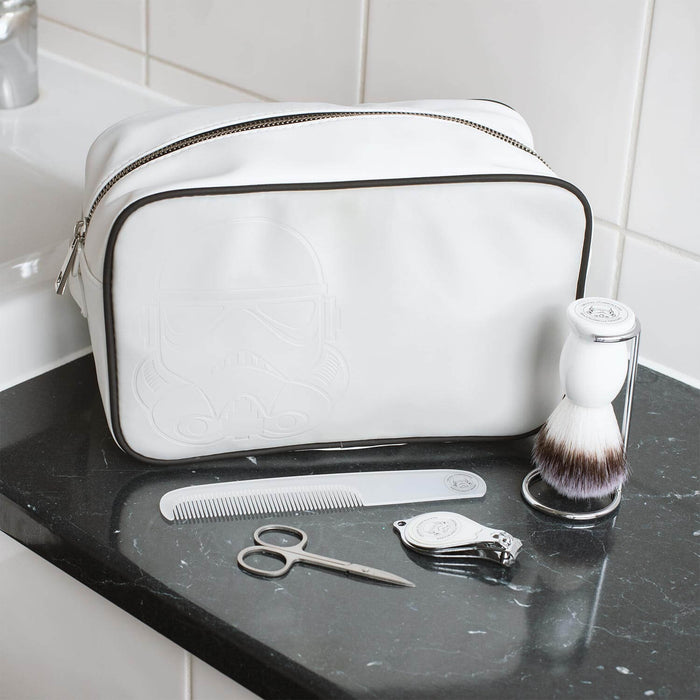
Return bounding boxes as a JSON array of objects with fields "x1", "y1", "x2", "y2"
[{"x1": 237, "y1": 524, "x2": 414, "y2": 587}]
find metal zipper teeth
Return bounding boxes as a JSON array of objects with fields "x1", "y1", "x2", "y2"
[{"x1": 84, "y1": 109, "x2": 549, "y2": 230}]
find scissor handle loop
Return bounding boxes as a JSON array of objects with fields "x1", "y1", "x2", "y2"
[
  {"x1": 237, "y1": 545, "x2": 295, "y2": 577},
  {"x1": 237, "y1": 525, "x2": 309, "y2": 578},
  {"x1": 253, "y1": 524, "x2": 308, "y2": 549}
]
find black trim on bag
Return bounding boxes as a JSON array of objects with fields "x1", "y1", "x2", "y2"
[
  {"x1": 103, "y1": 174, "x2": 592, "y2": 465},
  {"x1": 473, "y1": 98, "x2": 516, "y2": 111}
]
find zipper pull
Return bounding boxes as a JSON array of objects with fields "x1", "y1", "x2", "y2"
[{"x1": 55, "y1": 218, "x2": 86, "y2": 295}]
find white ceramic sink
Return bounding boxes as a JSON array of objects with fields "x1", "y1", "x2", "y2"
[{"x1": 0, "y1": 53, "x2": 178, "y2": 391}]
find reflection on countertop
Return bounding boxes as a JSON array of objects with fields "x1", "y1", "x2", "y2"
[{"x1": 0, "y1": 356, "x2": 698, "y2": 699}]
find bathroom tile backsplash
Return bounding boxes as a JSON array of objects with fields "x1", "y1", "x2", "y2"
[
  {"x1": 618, "y1": 236, "x2": 700, "y2": 384},
  {"x1": 627, "y1": 0, "x2": 700, "y2": 257},
  {"x1": 585, "y1": 221, "x2": 621, "y2": 301},
  {"x1": 147, "y1": 58, "x2": 264, "y2": 106},
  {"x1": 148, "y1": 0, "x2": 366, "y2": 103},
  {"x1": 364, "y1": 0, "x2": 651, "y2": 227},
  {"x1": 39, "y1": 17, "x2": 146, "y2": 83},
  {"x1": 37, "y1": 0, "x2": 699, "y2": 386},
  {"x1": 39, "y1": 0, "x2": 146, "y2": 51}
]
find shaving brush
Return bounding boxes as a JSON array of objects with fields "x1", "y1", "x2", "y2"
[{"x1": 533, "y1": 298, "x2": 637, "y2": 500}]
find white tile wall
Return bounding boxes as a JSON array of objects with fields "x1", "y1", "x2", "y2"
[
  {"x1": 364, "y1": 0, "x2": 651, "y2": 227},
  {"x1": 585, "y1": 221, "x2": 621, "y2": 299},
  {"x1": 39, "y1": 0, "x2": 146, "y2": 51},
  {"x1": 36, "y1": 1, "x2": 700, "y2": 383},
  {"x1": 148, "y1": 0, "x2": 366, "y2": 103},
  {"x1": 618, "y1": 236, "x2": 700, "y2": 385},
  {"x1": 628, "y1": 0, "x2": 700, "y2": 256},
  {"x1": 39, "y1": 17, "x2": 146, "y2": 83},
  {"x1": 148, "y1": 59, "x2": 264, "y2": 106},
  {"x1": 11, "y1": 7, "x2": 700, "y2": 697}
]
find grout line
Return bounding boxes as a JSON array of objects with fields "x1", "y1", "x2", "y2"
[
  {"x1": 594, "y1": 215, "x2": 700, "y2": 262},
  {"x1": 184, "y1": 651, "x2": 192, "y2": 700},
  {"x1": 593, "y1": 216, "x2": 623, "y2": 232},
  {"x1": 620, "y1": 227, "x2": 700, "y2": 263},
  {"x1": 39, "y1": 14, "x2": 273, "y2": 102},
  {"x1": 37, "y1": 48, "x2": 182, "y2": 104},
  {"x1": 38, "y1": 14, "x2": 145, "y2": 56},
  {"x1": 148, "y1": 55, "x2": 274, "y2": 102},
  {"x1": 620, "y1": 0, "x2": 657, "y2": 230},
  {"x1": 592, "y1": 217, "x2": 627, "y2": 299},
  {"x1": 358, "y1": 0, "x2": 371, "y2": 103},
  {"x1": 612, "y1": 234, "x2": 626, "y2": 299},
  {"x1": 591, "y1": 216, "x2": 625, "y2": 298},
  {"x1": 613, "y1": 0, "x2": 656, "y2": 298},
  {"x1": 144, "y1": 0, "x2": 150, "y2": 85}
]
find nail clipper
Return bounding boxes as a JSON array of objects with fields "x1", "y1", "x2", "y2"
[{"x1": 393, "y1": 511, "x2": 522, "y2": 567}]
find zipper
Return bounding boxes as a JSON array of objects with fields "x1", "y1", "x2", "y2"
[
  {"x1": 55, "y1": 217, "x2": 86, "y2": 294},
  {"x1": 55, "y1": 109, "x2": 547, "y2": 295}
]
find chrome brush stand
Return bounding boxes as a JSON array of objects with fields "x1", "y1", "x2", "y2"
[{"x1": 521, "y1": 319, "x2": 641, "y2": 522}]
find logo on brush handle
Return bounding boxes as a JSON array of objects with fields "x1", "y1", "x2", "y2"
[
  {"x1": 575, "y1": 299, "x2": 628, "y2": 323},
  {"x1": 568, "y1": 297, "x2": 636, "y2": 340}
]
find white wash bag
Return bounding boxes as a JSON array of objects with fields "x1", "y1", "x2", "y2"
[{"x1": 57, "y1": 100, "x2": 591, "y2": 463}]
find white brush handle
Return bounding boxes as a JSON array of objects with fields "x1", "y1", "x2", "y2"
[{"x1": 560, "y1": 298, "x2": 635, "y2": 408}]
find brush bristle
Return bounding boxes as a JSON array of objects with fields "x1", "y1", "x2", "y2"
[{"x1": 533, "y1": 397, "x2": 627, "y2": 500}]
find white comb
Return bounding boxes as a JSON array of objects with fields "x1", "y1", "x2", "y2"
[{"x1": 159, "y1": 469, "x2": 486, "y2": 523}]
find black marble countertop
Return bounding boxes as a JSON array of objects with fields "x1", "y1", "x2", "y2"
[{"x1": 0, "y1": 357, "x2": 698, "y2": 699}]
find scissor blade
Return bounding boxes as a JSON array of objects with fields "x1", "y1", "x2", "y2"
[
  {"x1": 345, "y1": 562, "x2": 415, "y2": 587},
  {"x1": 294, "y1": 550, "x2": 414, "y2": 587}
]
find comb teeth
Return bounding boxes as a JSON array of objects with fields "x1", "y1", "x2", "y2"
[{"x1": 168, "y1": 485, "x2": 364, "y2": 523}]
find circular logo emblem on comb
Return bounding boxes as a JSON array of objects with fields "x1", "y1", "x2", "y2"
[{"x1": 444, "y1": 473, "x2": 479, "y2": 494}]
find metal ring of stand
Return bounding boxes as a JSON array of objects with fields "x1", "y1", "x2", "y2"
[
  {"x1": 521, "y1": 320, "x2": 641, "y2": 523},
  {"x1": 521, "y1": 468, "x2": 621, "y2": 521}
]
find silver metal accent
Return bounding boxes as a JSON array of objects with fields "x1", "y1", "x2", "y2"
[
  {"x1": 55, "y1": 218, "x2": 86, "y2": 295},
  {"x1": 237, "y1": 524, "x2": 414, "y2": 587},
  {"x1": 522, "y1": 319, "x2": 641, "y2": 522},
  {"x1": 521, "y1": 469, "x2": 622, "y2": 521},
  {"x1": 594, "y1": 319, "x2": 641, "y2": 451},
  {"x1": 393, "y1": 512, "x2": 523, "y2": 567},
  {"x1": 0, "y1": 0, "x2": 38, "y2": 109}
]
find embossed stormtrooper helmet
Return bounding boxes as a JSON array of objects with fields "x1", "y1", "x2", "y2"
[
  {"x1": 135, "y1": 217, "x2": 347, "y2": 446},
  {"x1": 156, "y1": 217, "x2": 336, "y2": 381}
]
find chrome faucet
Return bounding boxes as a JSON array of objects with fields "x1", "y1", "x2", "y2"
[{"x1": 0, "y1": 0, "x2": 37, "y2": 109}]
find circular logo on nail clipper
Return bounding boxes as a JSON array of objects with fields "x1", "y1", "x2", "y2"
[{"x1": 415, "y1": 516, "x2": 459, "y2": 542}]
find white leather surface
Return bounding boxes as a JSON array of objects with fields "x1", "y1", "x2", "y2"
[
  {"x1": 70, "y1": 100, "x2": 589, "y2": 461},
  {"x1": 109, "y1": 182, "x2": 585, "y2": 460},
  {"x1": 83, "y1": 99, "x2": 534, "y2": 214},
  {"x1": 82, "y1": 109, "x2": 550, "y2": 279},
  {"x1": 79, "y1": 257, "x2": 115, "y2": 440}
]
